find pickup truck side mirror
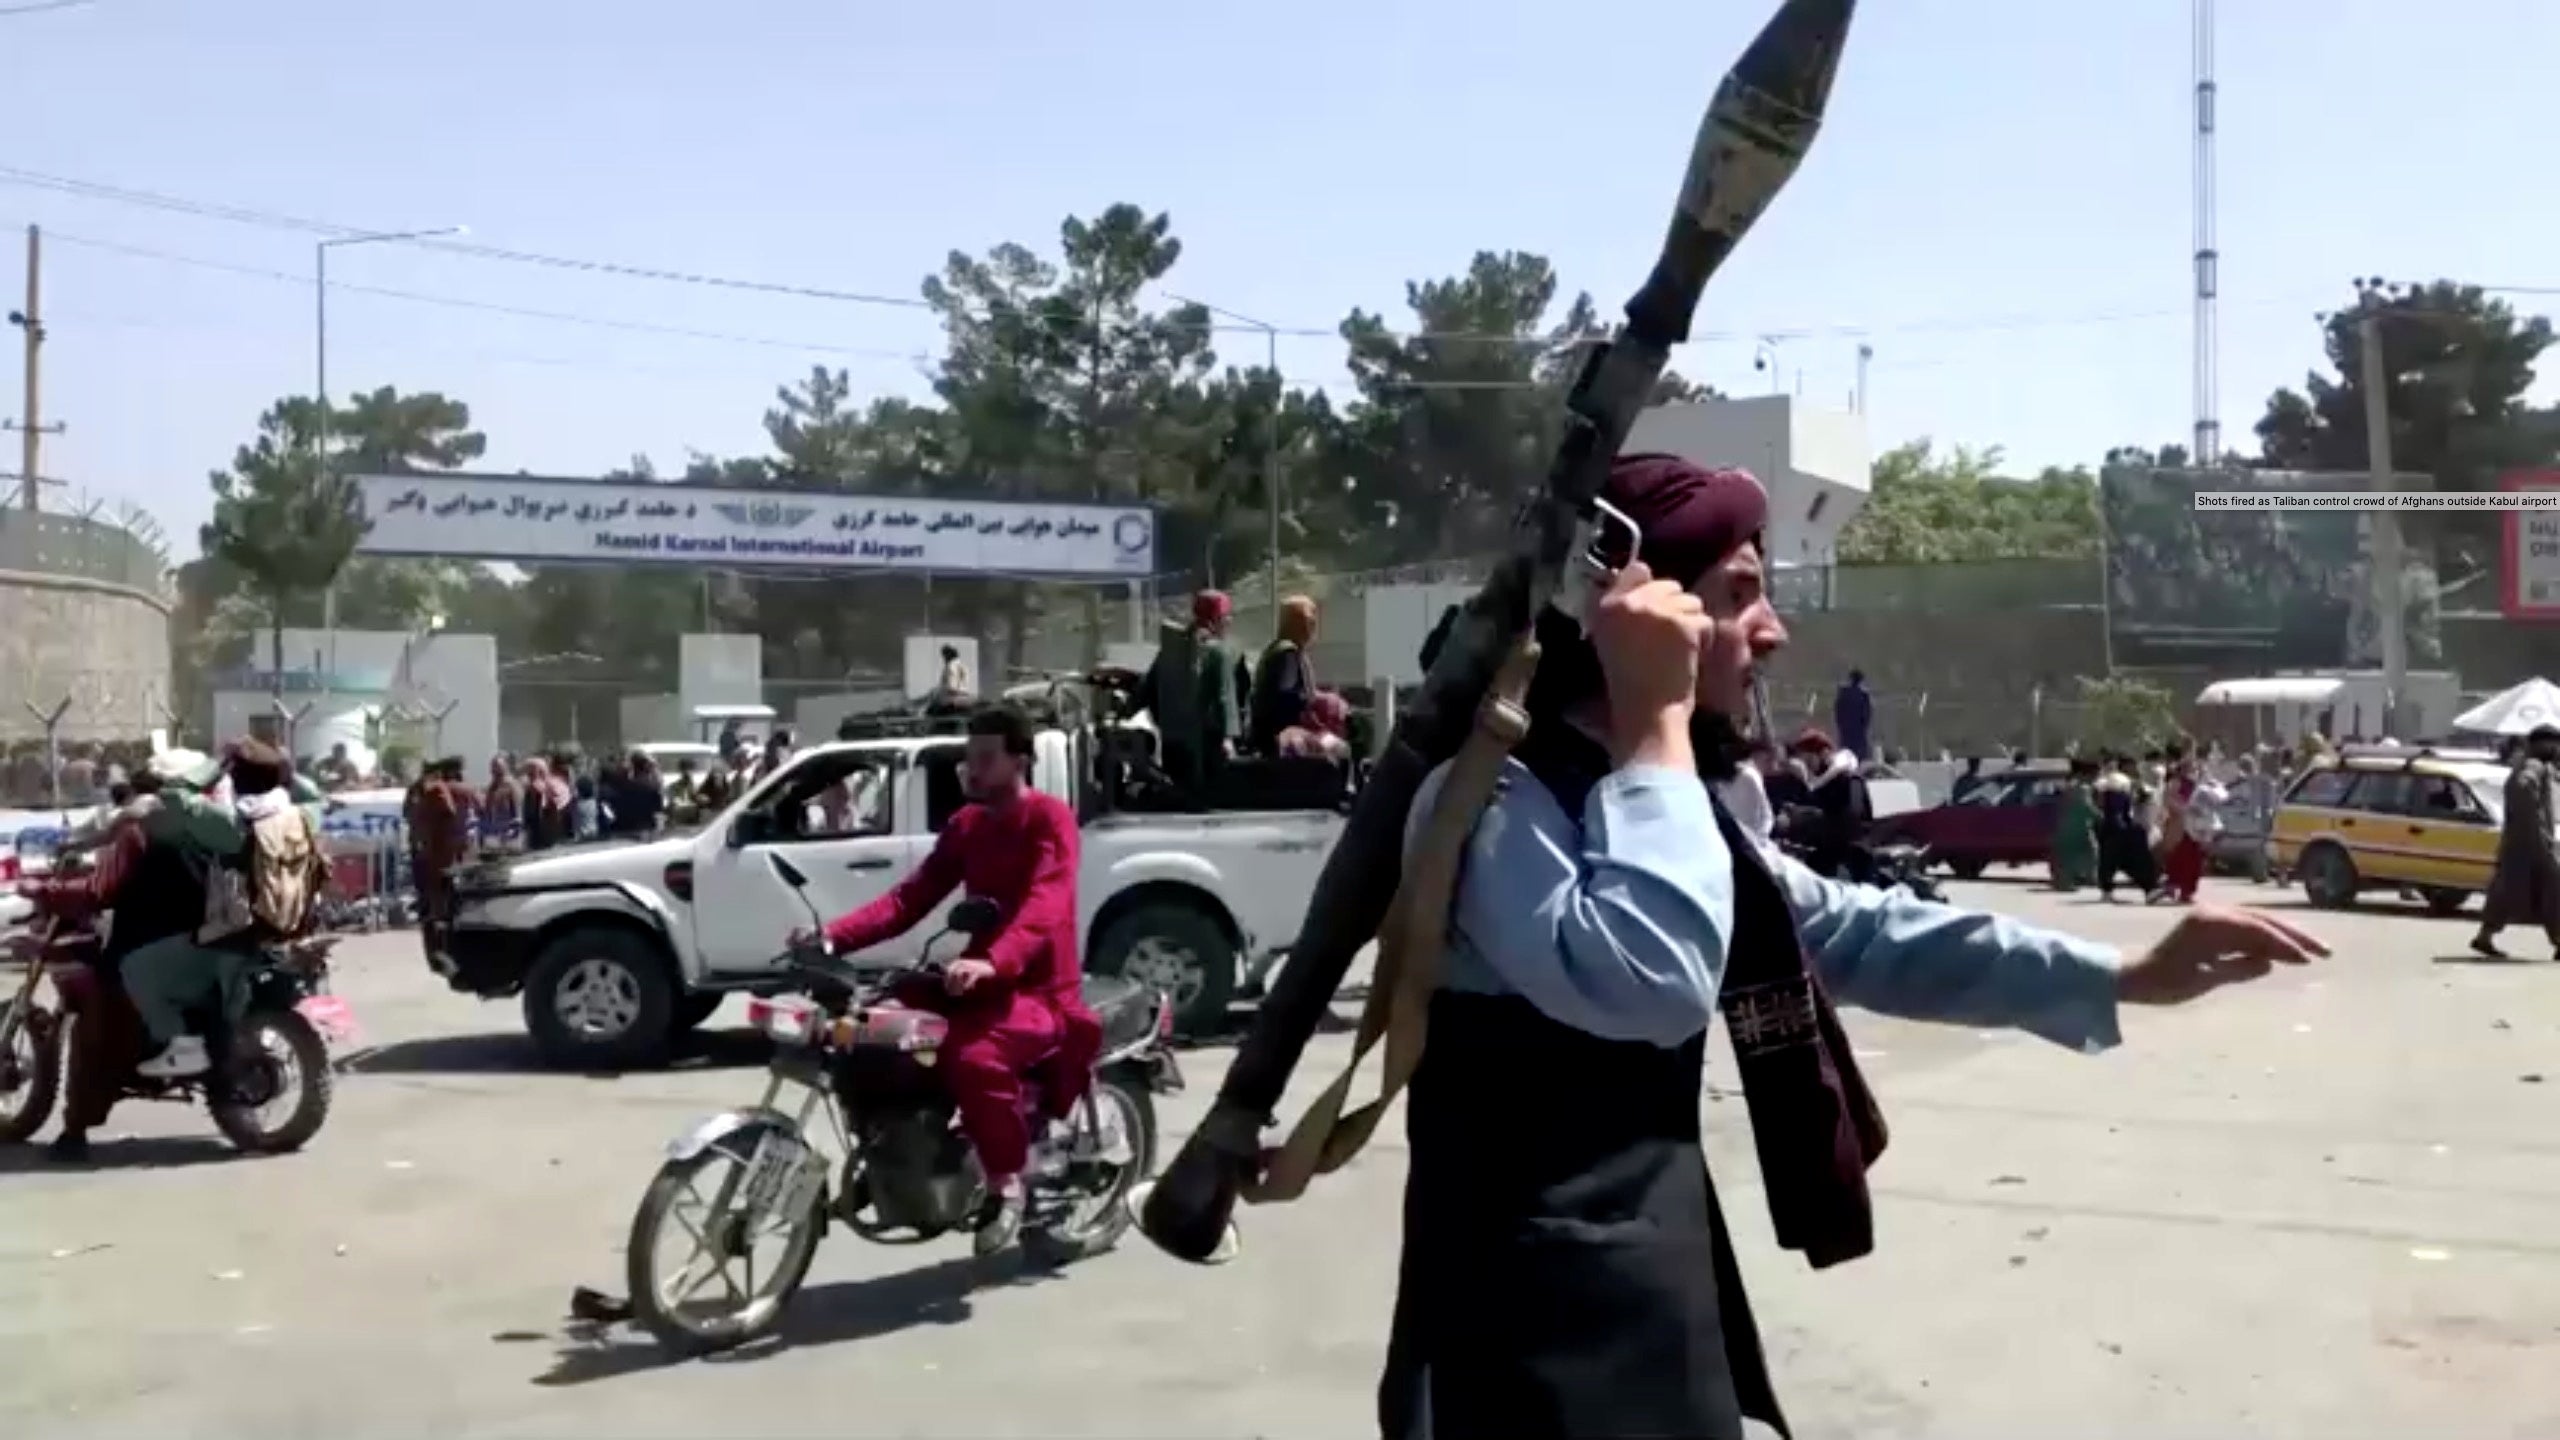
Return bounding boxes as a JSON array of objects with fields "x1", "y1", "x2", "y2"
[{"x1": 729, "y1": 811, "x2": 770, "y2": 849}]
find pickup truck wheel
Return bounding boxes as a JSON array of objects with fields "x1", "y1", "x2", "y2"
[
  {"x1": 1092, "y1": 904, "x2": 1235, "y2": 1038},
  {"x1": 523, "y1": 928, "x2": 676, "y2": 1070},
  {"x1": 1946, "y1": 858, "x2": 1989, "y2": 881}
]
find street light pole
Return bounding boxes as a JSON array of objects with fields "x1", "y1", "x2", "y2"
[
  {"x1": 313, "y1": 225, "x2": 466, "y2": 706},
  {"x1": 1172, "y1": 295, "x2": 1285, "y2": 631},
  {"x1": 2358, "y1": 305, "x2": 2409, "y2": 737}
]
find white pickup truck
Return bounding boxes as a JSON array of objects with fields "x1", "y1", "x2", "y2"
[{"x1": 432, "y1": 729, "x2": 1344, "y2": 1067}]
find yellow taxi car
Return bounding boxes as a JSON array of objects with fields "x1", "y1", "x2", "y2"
[{"x1": 2271, "y1": 745, "x2": 2507, "y2": 915}]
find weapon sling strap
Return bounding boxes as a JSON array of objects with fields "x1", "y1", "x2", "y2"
[{"x1": 1247, "y1": 638, "x2": 1542, "y2": 1203}]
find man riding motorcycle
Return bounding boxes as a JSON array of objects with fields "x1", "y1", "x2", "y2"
[
  {"x1": 786, "y1": 705, "x2": 1103, "y2": 1256},
  {"x1": 102, "y1": 740, "x2": 328, "y2": 1080},
  {"x1": 17, "y1": 759, "x2": 210, "y2": 1161}
]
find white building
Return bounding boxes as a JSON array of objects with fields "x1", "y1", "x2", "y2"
[
  {"x1": 1357, "y1": 398, "x2": 1877, "y2": 686},
  {"x1": 1625, "y1": 395, "x2": 1873, "y2": 569}
]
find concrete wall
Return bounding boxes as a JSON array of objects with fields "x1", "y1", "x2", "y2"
[
  {"x1": 0, "y1": 574, "x2": 175, "y2": 744},
  {"x1": 2442, "y1": 615, "x2": 2560, "y2": 694}
]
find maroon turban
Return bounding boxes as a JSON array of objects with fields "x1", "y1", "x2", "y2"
[
  {"x1": 1598, "y1": 453, "x2": 1768, "y2": 586},
  {"x1": 1192, "y1": 589, "x2": 1233, "y2": 631}
]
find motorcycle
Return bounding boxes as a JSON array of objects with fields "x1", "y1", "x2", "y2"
[
  {"x1": 1871, "y1": 842, "x2": 1947, "y2": 904},
  {"x1": 621, "y1": 853, "x2": 1180, "y2": 1354},
  {"x1": 0, "y1": 867, "x2": 341, "y2": 1154},
  {"x1": 1775, "y1": 830, "x2": 1946, "y2": 904}
]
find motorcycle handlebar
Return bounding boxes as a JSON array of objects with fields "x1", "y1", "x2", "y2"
[{"x1": 778, "y1": 938, "x2": 945, "y2": 998}]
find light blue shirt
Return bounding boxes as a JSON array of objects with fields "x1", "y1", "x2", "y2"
[{"x1": 1409, "y1": 757, "x2": 2123, "y2": 1053}]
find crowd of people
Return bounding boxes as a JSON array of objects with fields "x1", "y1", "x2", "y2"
[{"x1": 2044, "y1": 745, "x2": 2274, "y2": 903}]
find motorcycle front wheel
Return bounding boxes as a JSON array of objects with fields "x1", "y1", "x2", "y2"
[
  {"x1": 0, "y1": 1000, "x2": 62, "y2": 1145},
  {"x1": 625, "y1": 1143, "x2": 827, "y2": 1354}
]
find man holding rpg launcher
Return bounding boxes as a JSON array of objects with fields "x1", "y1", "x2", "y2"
[{"x1": 1364, "y1": 455, "x2": 2327, "y2": 1439}]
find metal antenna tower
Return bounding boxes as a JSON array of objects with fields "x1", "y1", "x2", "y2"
[{"x1": 2191, "y1": 0, "x2": 2220, "y2": 462}]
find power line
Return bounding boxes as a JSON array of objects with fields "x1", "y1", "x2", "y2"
[
  {"x1": 0, "y1": 161, "x2": 2415, "y2": 352},
  {"x1": 36, "y1": 227, "x2": 946, "y2": 363},
  {"x1": 28, "y1": 225, "x2": 1384, "y2": 390},
  {"x1": 0, "y1": 0, "x2": 97, "y2": 15},
  {"x1": 0, "y1": 165, "x2": 943, "y2": 315},
  {"x1": 20, "y1": 214, "x2": 2316, "y2": 406}
]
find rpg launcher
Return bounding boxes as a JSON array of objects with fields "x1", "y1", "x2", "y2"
[{"x1": 1138, "y1": 0, "x2": 1862, "y2": 1266}]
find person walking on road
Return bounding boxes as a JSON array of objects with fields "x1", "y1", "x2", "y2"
[
  {"x1": 1833, "y1": 668, "x2": 1873, "y2": 763},
  {"x1": 2093, "y1": 755, "x2": 2159, "y2": 901},
  {"x1": 2474, "y1": 725, "x2": 2560, "y2": 960},
  {"x1": 2155, "y1": 750, "x2": 2214, "y2": 905}
]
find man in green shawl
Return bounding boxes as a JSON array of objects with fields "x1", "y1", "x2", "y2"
[{"x1": 1139, "y1": 589, "x2": 1244, "y2": 804}]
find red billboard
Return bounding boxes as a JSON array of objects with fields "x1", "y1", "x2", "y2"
[{"x1": 2503, "y1": 470, "x2": 2560, "y2": 620}]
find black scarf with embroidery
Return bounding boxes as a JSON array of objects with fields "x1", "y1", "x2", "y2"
[{"x1": 1512, "y1": 705, "x2": 1890, "y2": 1270}]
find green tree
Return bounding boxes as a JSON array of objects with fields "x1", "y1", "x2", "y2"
[
  {"x1": 1335, "y1": 252, "x2": 1579, "y2": 564},
  {"x1": 1159, "y1": 367, "x2": 1341, "y2": 591},
  {"x1": 1834, "y1": 441, "x2": 2099, "y2": 564},
  {"x1": 2255, "y1": 280, "x2": 2560, "y2": 574},
  {"x1": 324, "y1": 386, "x2": 490, "y2": 629},
  {"x1": 178, "y1": 387, "x2": 492, "y2": 713},
  {"x1": 2069, "y1": 675, "x2": 2182, "y2": 754},
  {"x1": 1331, "y1": 255, "x2": 1714, "y2": 570},
  {"x1": 198, "y1": 402, "x2": 364, "y2": 684},
  {"x1": 921, "y1": 204, "x2": 1220, "y2": 665}
]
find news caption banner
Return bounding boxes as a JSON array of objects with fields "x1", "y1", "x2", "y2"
[
  {"x1": 2194, "y1": 471, "x2": 2560, "y2": 621},
  {"x1": 2190, "y1": 491, "x2": 2560, "y2": 511},
  {"x1": 347, "y1": 472, "x2": 1159, "y2": 579}
]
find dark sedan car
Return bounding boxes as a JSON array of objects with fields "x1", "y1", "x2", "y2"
[{"x1": 1870, "y1": 764, "x2": 2070, "y2": 878}]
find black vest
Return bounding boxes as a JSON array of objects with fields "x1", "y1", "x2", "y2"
[
  {"x1": 104, "y1": 840, "x2": 208, "y2": 970},
  {"x1": 1381, "y1": 986, "x2": 1786, "y2": 1440}
]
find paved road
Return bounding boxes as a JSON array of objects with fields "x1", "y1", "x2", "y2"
[{"x1": 5, "y1": 875, "x2": 2560, "y2": 1438}]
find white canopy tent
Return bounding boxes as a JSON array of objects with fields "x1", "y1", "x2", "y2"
[{"x1": 2452, "y1": 678, "x2": 2560, "y2": 737}]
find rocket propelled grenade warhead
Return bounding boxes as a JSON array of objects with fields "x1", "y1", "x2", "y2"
[
  {"x1": 1629, "y1": 0, "x2": 1858, "y2": 351},
  {"x1": 1136, "y1": 0, "x2": 1861, "y2": 1271}
]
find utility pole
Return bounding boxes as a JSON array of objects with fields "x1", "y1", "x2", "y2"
[
  {"x1": 2359, "y1": 307, "x2": 2409, "y2": 738},
  {"x1": 311, "y1": 224, "x2": 465, "y2": 700},
  {"x1": 6, "y1": 225, "x2": 65, "y2": 513},
  {"x1": 1173, "y1": 294, "x2": 1287, "y2": 631}
]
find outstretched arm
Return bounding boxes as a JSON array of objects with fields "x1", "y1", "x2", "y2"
[
  {"x1": 824, "y1": 820, "x2": 969, "y2": 953},
  {"x1": 1761, "y1": 840, "x2": 2121, "y2": 1052}
]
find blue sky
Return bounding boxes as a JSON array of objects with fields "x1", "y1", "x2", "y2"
[{"x1": 5, "y1": 0, "x2": 2554, "y2": 557}]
